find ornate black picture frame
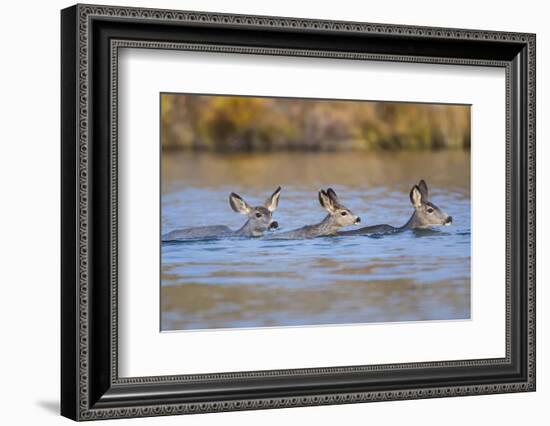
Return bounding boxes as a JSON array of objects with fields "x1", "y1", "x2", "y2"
[{"x1": 61, "y1": 3, "x2": 536, "y2": 421}]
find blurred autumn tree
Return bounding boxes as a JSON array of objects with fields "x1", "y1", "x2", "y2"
[{"x1": 161, "y1": 94, "x2": 470, "y2": 151}]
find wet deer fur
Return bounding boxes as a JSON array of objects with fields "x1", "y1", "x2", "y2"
[
  {"x1": 339, "y1": 180, "x2": 452, "y2": 236},
  {"x1": 270, "y1": 188, "x2": 361, "y2": 239},
  {"x1": 162, "y1": 187, "x2": 281, "y2": 240}
]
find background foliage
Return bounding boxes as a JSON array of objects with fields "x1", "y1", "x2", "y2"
[{"x1": 161, "y1": 94, "x2": 470, "y2": 151}]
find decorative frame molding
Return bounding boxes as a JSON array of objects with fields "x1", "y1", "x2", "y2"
[{"x1": 61, "y1": 3, "x2": 535, "y2": 421}]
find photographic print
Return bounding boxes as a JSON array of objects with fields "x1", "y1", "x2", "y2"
[{"x1": 160, "y1": 93, "x2": 471, "y2": 331}]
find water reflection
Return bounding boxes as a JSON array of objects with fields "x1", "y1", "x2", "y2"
[{"x1": 161, "y1": 151, "x2": 471, "y2": 331}]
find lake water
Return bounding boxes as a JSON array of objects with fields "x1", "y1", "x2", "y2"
[{"x1": 161, "y1": 151, "x2": 471, "y2": 331}]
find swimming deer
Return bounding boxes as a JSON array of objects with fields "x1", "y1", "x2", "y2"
[
  {"x1": 339, "y1": 180, "x2": 452, "y2": 236},
  {"x1": 162, "y1": 187, "x2": 281, "y2": 241},
  {"x1": 270, "y1": 188, "x2": 361, "y2": 239}
]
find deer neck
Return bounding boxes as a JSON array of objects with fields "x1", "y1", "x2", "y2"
[
  {"x1": 312, "y1": 215, "x2": 340, "y2": 236},
  {"x1": 234, "y1": 219, "x2": 263, "y2": 237},
  {"x1": 400, "y1": 211, "x2": 421, "y2": 230}
]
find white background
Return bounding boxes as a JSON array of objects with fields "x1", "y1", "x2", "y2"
[
  {"x1": 0, "y1": 0, "x2": 547, "y2": 425},
  {"x1": 119, "y1": 50, "x2": 505, "y2": 376}
]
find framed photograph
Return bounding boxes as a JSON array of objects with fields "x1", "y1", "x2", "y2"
[{"x1": 61, "y1": 4, "x2": 536, "y2": 421}]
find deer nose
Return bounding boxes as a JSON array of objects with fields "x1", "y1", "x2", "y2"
[
  {"x1": 269, "y1": 221, "x2": 279, "y2": 230},
  {"x1": 355, "y1": 217, "x2": 361, "y2": 224},
  {"x1": 445, "y1": 216, "x2": 453, "y2": 225}
]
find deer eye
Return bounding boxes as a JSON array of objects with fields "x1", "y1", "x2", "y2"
[
  {"x1": 340, "y1": 211, "x2": 348, "y2": 216},
  {"x1": 427, "y1": 207, "x2": 434, "y2": 213},
  {"x1": 255, "y1": 212, "x2": 262, "y2": 218}
]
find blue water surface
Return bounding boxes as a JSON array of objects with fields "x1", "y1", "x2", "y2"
[{"x1": 161, "y1": 152, "x2": 471, "y2": 331}]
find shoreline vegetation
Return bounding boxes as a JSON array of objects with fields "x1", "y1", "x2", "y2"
[{"x1": 161, "y1": 94, "x2": 470, "y2": 152}]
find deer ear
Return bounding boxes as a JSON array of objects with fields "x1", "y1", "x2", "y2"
[
  {"x1": 409, "y1": 185, "x2": 423, "y2": 208},
  {"x1": 326, "y1": 188, "x2": 339, "y2": 203},
  {"x1": 318, "y1": 190, "x2": 326, "y2": 208},
  {"x1": 265, "y1": 186, "x2": 281, "y2": 212},
  {"x1": 229, "y1": 193, "x2": 252, "y2": 215},
  {"x1": 319, "y1": 190, "x2": 336, "y2": 213},
  {"x1": 327, "y1": 188, "x2": 338, "y2": 201},
  {"x1": 418, "y1": 180, "x2": 429, "y2": 200}
]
